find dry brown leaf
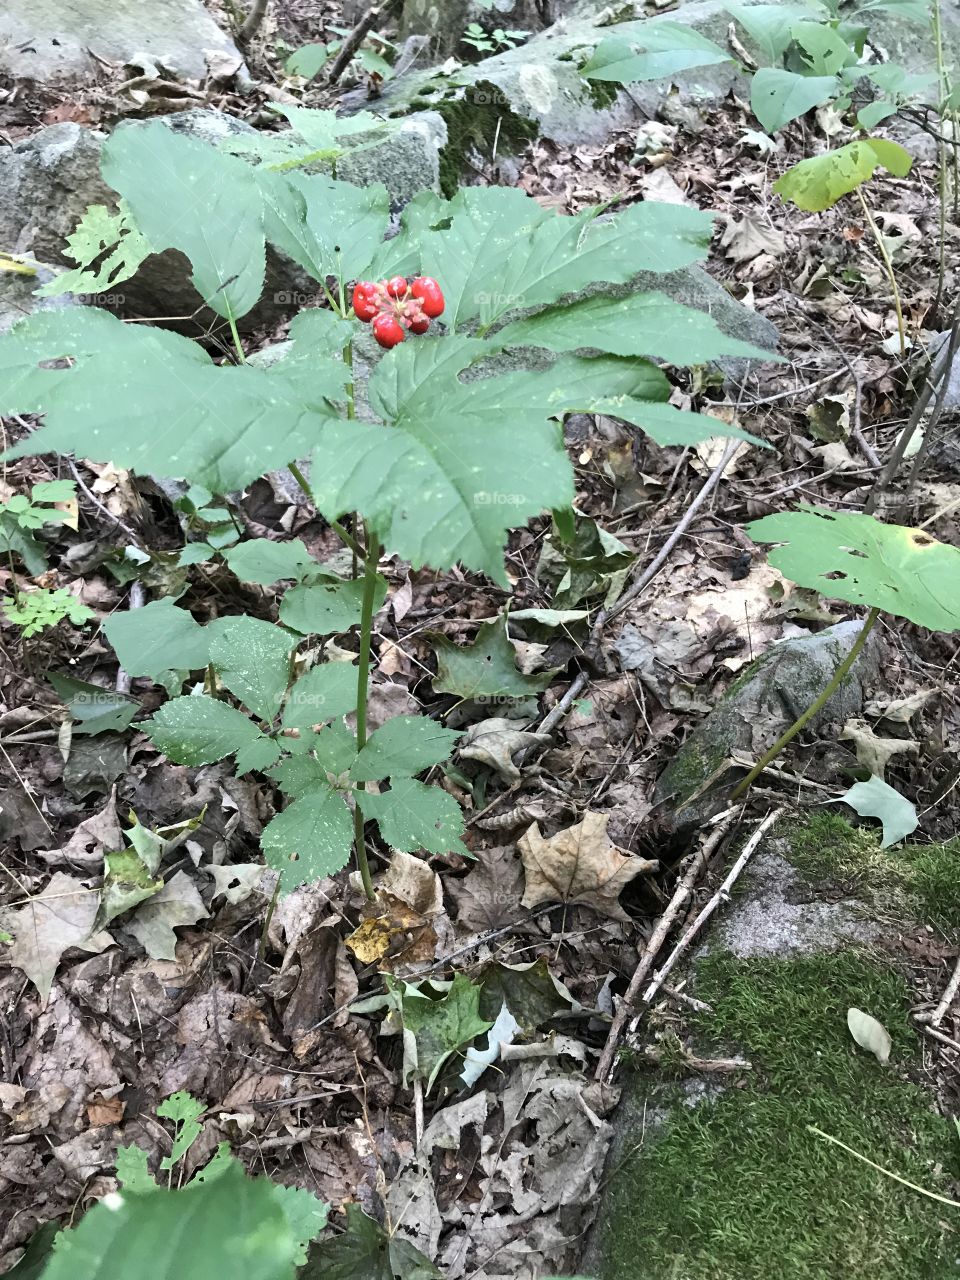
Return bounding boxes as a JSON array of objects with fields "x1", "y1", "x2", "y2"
[
  {"x1": 518, "y1": 812, "x2": 658, "y2": 919},
  {"x1": 4, "y1": 873, "x2": 114, "y2": 1003}
]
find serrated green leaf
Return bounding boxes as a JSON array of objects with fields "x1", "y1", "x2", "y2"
[
  {"x1": 279, "y1": 575, "x2": 388, "y2": 636},
  {"x1": 261, "y1": 789, "x2": 353, "y2": 891},
  {"x1": 773, "y1": 138, "x2": 913, "y2": 211},
  {"x1": 283, "y1": 662, "x2": 359, "y2": 729},
  {"x1": 432, "y1": 616, "x2": 555, "y2": 699},
  {"x1": 115, "y1": 1145, "x2": 157, "y2": 1194},
  {"x1": 222, "y1": 538, "x2": 318, "y2": 584},
  {"x1": 0, "y1": 309, "x2": 348, "y2": 493},
  {"x1": 837, "y1": 776, "x2": 918, "y2": 847},
  {"x1": 210, "y1": 617, "x2": 296, "y2": 720},
  {"x1": 35, "y1": 200, "x2": 150, "y2": 299},
  {"x1": 147, "y1": 695, "x2": 262, "y2": 765},
  {"x1": 401, "y1": 185, "x2": 713, "y2": 332},
  {"x1": 351, "y1": 715, "x2": 460, "y2": 781},
  {"x1": 47, "y1": 672, "x2": 138, "y2": 736},
  {"x1": 102, "y1": 123, "x2": 265, "y2": 321},
  {"x1": 235, "y1": 736, "x2": 283, "y2": 774},
  {"x1": 40, "y1": 1161, "x2": 299, "y2": 1280},
  {"x1": 748, "y1": 507, "x2": 960, "y2": 630},
  {"x1": 157, "y1": 1091, "x2": 204, "y2": 1170},
  {"x1": 790, "y1": 20, "x2": 857, "y2": 75},
  {"x1": 359, "y1": 777, "x2": 468, "y2": 856},
  {"x1": 751, "y1": 68, "x2": 840, "y2": 133},
  {"x1": 581, "y1": 25, "x2": 732, "y2": 82},
  {"x1": 308, "y1": 1203, "x2": 441, "y2": 1280},
  {"x1": 394, "y1": 972, "x2": 492, "y2": 1090},
  {"x1": 268, "y1": 1184, "x2": 329, "y2": 1266},
  {"x1": 491, "y1": 291, "x2": 776, "y2": 363},
  {"x1": 728, "y1": 3, "x2": 823, "y2": 63}
]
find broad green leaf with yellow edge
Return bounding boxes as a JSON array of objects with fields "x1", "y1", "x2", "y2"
[{"x1": 774, "y1": 138, "x2": 913, "y2": 211}]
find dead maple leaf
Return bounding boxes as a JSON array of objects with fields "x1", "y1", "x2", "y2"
[
  {"x1": 4, "y1": 873, "x2": 114, "y2": 1004},
  {"x1": 518, "y1": 812, "x2": 657, "y2": 920}
]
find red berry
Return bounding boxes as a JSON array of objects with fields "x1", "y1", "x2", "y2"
[
  {"x1": 411, "y1": 276, "x2": 444, "y2": 318},
  {"x1": 408, "y1": 315, "x2": 430, "y2": 335},
  {"x1": 386, "y1": 276, "x2": 409, "y2": 299},
  {"x1": 352, "y1": 282, "x2": 379, "y2": 322},
  {"x1": 372, "y1": 313, "x2": 405, "y2": 349}
]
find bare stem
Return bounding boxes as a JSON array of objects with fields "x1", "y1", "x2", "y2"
[
  {"x1": 730, "y1": 609, "x2": 880, "y2": 801},
  {"x1": 352, "y1": 530, "x2": 382, "y2": 901},
  {"x1": 855, "y1": 187, "x2": 905, "y2": 357}
]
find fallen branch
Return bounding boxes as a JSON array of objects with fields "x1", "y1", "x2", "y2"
[
  {"x1": 238, "y1": 0, "x2": 269, "y2": 44},
  {"x1": 929, "y1": 954, "x2": 960, "y2": 1029},
  {"x1": 324, "y1": 0, "x2": 401, "y2": 87},
  {"x1": 595, "y1": 808, "x2": 740, "y2": 1082}
]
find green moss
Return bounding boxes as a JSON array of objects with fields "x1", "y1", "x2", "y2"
[
  {"x1": 596, "y1": 952, "x2": 959, "y2": 1280},
  {"x1": 787, "y1": 813, "x2": 960, "y2": 933},
  {"x1": 433, "y1": 85, "x2": 538, "y2": 196}
]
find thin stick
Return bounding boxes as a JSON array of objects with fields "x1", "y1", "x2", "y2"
[
  {"x1": 325, "y1": 0, "x2": 400, "y2": 87},
  {"x1": 352, "y1": 531, "x2": 382, "y2": 901},
  {"x1": 925, "y1": 955, "x2": 960, "y2": 1029},
  {"x1": 905, "y1": 299, "x2": 960, "y2": 495},
  {"x1": 730, "y1": 611, "x2": 879, "y2": 801},
  {"x1": 595, "y1": 811, "x2": 739, "y2": 1082},
  {"x1": 640, "y1": 808, "x2": 784, "y2": 1008},
  {"x1": 855, "y1": 186, "x2": 906, "y2": 357},
  {"x1": 238, "y1": 0, "x2": 269, "y2": 43}
]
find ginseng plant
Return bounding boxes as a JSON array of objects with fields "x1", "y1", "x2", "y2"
[{"x1": 0, "y1": 114, "x2": 771, "y2": 903}]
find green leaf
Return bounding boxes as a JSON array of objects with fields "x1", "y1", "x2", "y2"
[
  {"x1": 47, "y1": 672, "x2": 138, "y2": 736},
  {"x1": 102, "y1": 122, "x2": 265, "y2": 321},
  {"x1": 279, "y1": 575, "x2": 388, "y2": 636},
  {"x1": 393, "y1": 972, "x2": 492, "y2": 1090},
  {"x1": 432, "y1": 616, "x2": 555, "y2": 699},
  {"x1": 773, "y1": 138, "x2": 913, "y2": 211},
  {"x1": 35, "y1": 200, "x2": 150, "y2": 299},
  {"x1": 0, "y1": 309, "x2": 348, "y2": 494},
  {"x1": 359, "y1": 777, "x2": 468, "y2": 856},
  {"x1": 146, "y1": 695, "x2": 262, "y2": 765},
  {"x1": 261, "y1": 788, "x2": 353, "y2": 891},
  {"x1": 210, "y1": 617, "x2": 296, "y2": 720},
  {"x1": 104, "y1": 599, "x2": 211, "y2": 685},
  {"x1": 837, "y1": 776, "x2": 918, "y2": 847},
  {"x1": 856, "y1": 100, "x2": 897, "y2": 129},
  {"x1": 235, "y1": 735, "x2": 283, "y2": 774},
  {"x1": 351, "y1": 716, "x2": 461, "y2": 781},
  {"x1": 222, "y1": 538, "x2": 318, "y2": 584},
  {"x1": 268, "y1": 1184, "x2": 329, "y2": 1266},
  {"x1": 308, "y1": 1203, "x2": 442, "y2": 1280},
  {"x1": 98, "y1": 849, "x2": 163, "y2": 928},
  {"x1": 40, "y1": 1161, "x2": 300, "y2": 1280},
  {"x1": 580, "y1": 25, "x2": 732, "y2": 82},
  {"x1": 0, "y1": 514, "x2": 46, "y2": 575},
  {"x1": 283, "y1": 662, "x2": 359, "y2": 729},
  {"x1": 157, "y1": 1091, "x2": 204, "y2": 1170},
  {"x1": 285, "y1": 41, "x2": 332, "y2": 76},
  {"x1": 403, "y1": 185, "x2": 713, "y2": 331},
  {"x1": 490, "y1": 291, "x2": 776, "y2": 363},
  {"x1": 750, "y1": 68, "x2": 840, "y2": 133},
  {"x1": 115, "y1": 1145, "x2": 157, "y2": 1194},
  {"x1": 727, "y1": 3, "x2": 823, "y2": 63},
  {"x1": 790, "y1": 20, "x2": 857, "y2": 75},
  {"x1": 591, "y1": 398, "x2": 767, "y2": 448},
  {"x1": 5, "y1": 1222, "x2": 59, "y2": 1279},
  {"x1": 748, "y1": 507, "x2": 960, "y2": 630}
]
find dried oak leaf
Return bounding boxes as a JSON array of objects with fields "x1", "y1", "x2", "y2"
[{"x1": 518, "y1": 812, "x2": 657, "y2": 920}]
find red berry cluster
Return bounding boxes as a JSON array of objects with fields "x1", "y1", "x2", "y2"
[{"x1": 352, "y1": 276, "x2": 445, "y2": 349}]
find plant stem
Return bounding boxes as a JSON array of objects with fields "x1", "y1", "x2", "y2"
[
  {"x1": 352, "y1": 528, "x2": 381, "y2": 901},
  {"x1": 855, "y1": 187, "x2": 906, "y2": 357},
  {"x1": 228, "y1": 316, "x2": 246, "y2": 364},
  {"x1": 932, "y1": 0, "x2": 950, "y2": 320},
  {"x1": 286, "y1": 460, "x2": 364, "y2": 562},
  {"x1": 730, "y1": 609, "x2": 880, "y2": 801}
]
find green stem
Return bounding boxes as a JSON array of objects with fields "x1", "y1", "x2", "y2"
[
  {"x1": 855, "y1": 187, "x2": 906, "y2": 357},
  {"x1": 933, "y1": 0, "x2": 949, "y2": 319},
  {"x1": 730, "y1": 609, "x2": 880, "y2": 802},
  {"x1": 286, "y1": 460, "x2": 363, "y2": 561},
  {"x1": 352, "y1": 529, "x2": 381, "y2": 901},
  {"x1": 228, "y1": 316, "x2": 246, "y2": 364}
]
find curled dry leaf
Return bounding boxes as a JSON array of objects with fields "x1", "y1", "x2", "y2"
[
  {"x1": 346, "y1": 853, "x2": 443, "y2": 969},
  {"x1": 847, "y1": 1007, "x2": 892, "y2": 1064},
  {"x1": 458, "y1": 717, "x2": 552, "y2": 781},
  {"x1": 518, "y1": 811, "x2": 658, "y2": 920}
]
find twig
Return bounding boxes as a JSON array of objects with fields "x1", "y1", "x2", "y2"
[
  {"x1": 115, "y1": 582, "x2": 145, "y2": 696},
  {"x1": 922, "y1": 1024, "x2": 960, "y2": 1054},
  {"x1": 639, "y1": 808, "x2": 784, "y2": 1008},
  {"x1": 64, "y1": 457, "x2": 145, "y2": 545},
  {"x1": 595, "y1": 810, "x2": 739, "y2": 1082},
  {"x1": 905, "y1": 301, "x2": 960, "y2": 495},
  {"x1": 325, "y1": 0, "x2": 400, "y2": 87},
  {"x1": 238, "y1": 0, "x2": 269, "y2": 43},
  {"x1": 918, "y1": 956, "x2": 960, "y2": 1028},
  {"x1": 807, "y1": 1124, "x2": 960, "y2": 1208}
]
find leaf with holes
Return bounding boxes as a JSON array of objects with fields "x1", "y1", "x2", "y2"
[
  {"x1": 261, "y1": 788, "x2": 354, "y2": 892},
  {"x1": 773, "y1": 137, "x2": 913, "y2": 211},
  {"x1": 748, "y1": 507, "x2": 960, "y2": 630},
  {"x1": 210, "y1": 617, "x2": 297, "y2": 720},
  {"x1": 146, "y1": 695, "x2": 263, "y2": 765}
]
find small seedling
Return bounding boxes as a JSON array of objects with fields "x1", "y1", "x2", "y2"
[{"x1": 2, "y1": 587, "x2": 94, "y2": 638}]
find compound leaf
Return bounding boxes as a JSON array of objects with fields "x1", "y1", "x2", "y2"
[
  {"x1": 282, "y1": 662, "x2": 359, "y2": 729},
  {"x1": 146, "y1": 695, "x2": 262, "y2": 765},
  {"x1": 359, "y1": 777, "x2": 468, "y2": 856},
  {"x1": 748, "y1": 506, "x2": 960, "y2": 630},
  {"x1": 261, "y1": 788, "x2": 353, "y2": 891},
  {"x1": 279, "y1": 575, "x2": 388, "y2": 636},
  {"x1": 157, "y1": 1090, "x2": 204, "y2": 1171},
  {"x1": 351, "y1": 715, "x2": 461, "y2": 781}
]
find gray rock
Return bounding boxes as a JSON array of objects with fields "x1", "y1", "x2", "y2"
[
  {"x1": 0, "y1": 0, "x2": 243, "y2": 84},
  {"x1": 0, "y1": 262, "x2": 74, "y2": 334},
  {"x1": 653, "y1": 620, "x2": 878, "y2": 831},
  {"x1": 337, "y1": 112, "x2": 447, "y2": 208}
]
